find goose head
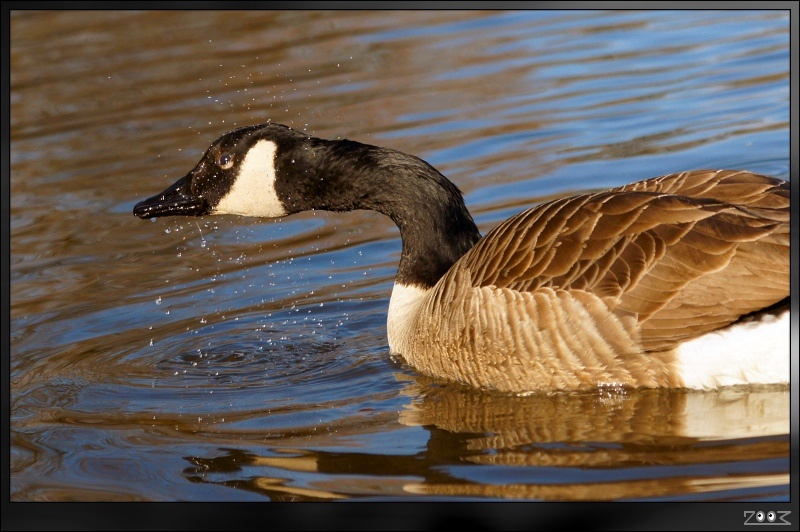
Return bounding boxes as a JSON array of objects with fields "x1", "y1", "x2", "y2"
[
  {"x1": 134, "y1": 122, "x2": 481, "y2": 289},
  {"x1": 133, "y1": 123, "x2": 313, "y2": 220}
]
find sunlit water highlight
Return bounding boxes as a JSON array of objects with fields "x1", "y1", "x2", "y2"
[{"x1": 10, "y1": 10, "x2": 790, "y2": 504}]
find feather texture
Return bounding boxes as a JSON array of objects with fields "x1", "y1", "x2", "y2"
[{"x1": 396, "y1": 170, "x2": 789, "y2": 392}]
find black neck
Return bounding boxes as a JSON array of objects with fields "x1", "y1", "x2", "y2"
[{"x1": 274, "y1": 137, "x2": 482, "y2": 288}]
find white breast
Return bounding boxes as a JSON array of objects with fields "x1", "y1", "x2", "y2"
[{"x1": 387, "y1": 283, "x2": 430, "y2": 354}]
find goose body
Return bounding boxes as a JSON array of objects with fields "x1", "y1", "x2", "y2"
[{"x1": 134, "y1": 123, "x2": 789, "y2": 394}]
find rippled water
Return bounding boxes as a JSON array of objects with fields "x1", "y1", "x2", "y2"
[{"x1": 9, "y1": 8, "x2": 793, "y2": 518}]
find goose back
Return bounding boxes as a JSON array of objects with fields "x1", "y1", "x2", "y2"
[{"x1": 399, "y1": 170, "x2": 789, "y2": 392}]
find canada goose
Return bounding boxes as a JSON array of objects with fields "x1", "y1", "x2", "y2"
[{"x1": 133, "y1": 123, "x2": 789, "y2": 393}]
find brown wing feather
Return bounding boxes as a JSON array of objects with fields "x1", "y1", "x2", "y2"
[{"x1": 457, "y1": 170, "x2": 789, "y2": 352}]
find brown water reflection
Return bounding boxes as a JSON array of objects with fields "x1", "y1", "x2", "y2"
[{"x1": 180, "y1": 382, "x2": 789, "y2": 501}]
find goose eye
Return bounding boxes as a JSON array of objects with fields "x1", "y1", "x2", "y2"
[{"x1": 216, "y1": 152, "x2": 233, "y2": 169}]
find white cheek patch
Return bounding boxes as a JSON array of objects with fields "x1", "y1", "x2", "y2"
[{"x1": 214, "y1": 139, "x2": 288, "y2": 217}]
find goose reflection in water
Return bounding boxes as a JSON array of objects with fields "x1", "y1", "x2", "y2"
[{"x1": 182, "y1": 382, "x2": 789, "y2": 501}]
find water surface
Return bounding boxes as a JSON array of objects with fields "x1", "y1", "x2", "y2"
[{"x1": 10, "y1": 9, "x2": 791, "y2": 513}]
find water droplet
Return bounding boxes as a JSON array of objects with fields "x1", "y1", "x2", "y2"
[{"x1": 155, "y1": 297, "x2": 162, "y2": 305}]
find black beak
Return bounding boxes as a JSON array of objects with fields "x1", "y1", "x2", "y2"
[{"x1": 133, "y1": 174, "x2": 211, "y2": 219}]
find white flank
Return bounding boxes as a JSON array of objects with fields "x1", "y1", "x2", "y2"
[
  {"x1": 675, "y1": 309, "x2": 789, "y2": 390},
  {"x1": 387, "y1": 283, "x2": 430, "y2": 354},
  {"x1": 214, "y1": 139, "x2": 287, "y2": 217}
]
